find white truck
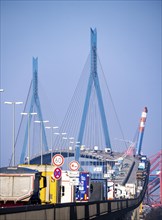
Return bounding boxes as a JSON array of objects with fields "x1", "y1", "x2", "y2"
[
  {"x1": 138, "y1": 162, "x2": 146, "y2": 170},
  {"x1": 141, "y1": 155, "x2": 147, "y2": 162},
  {"x1": 125, "y1": 183, "x2": 136, "y2": 198},
  {"x1": 60, "y1": 171, "x2": 79, "y2": 203},
  {"x1": 114, "y1": 183, "x2": 136, "y2": 199},
  {"x1": 114, "y1": 184, "x2": 129, "y2": 199},
  {"x1": 107, "y1": 181, "x2": 114, "y2": 200}
]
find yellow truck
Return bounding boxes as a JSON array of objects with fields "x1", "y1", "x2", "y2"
[{"x1": 19, "y1": 164, "x2": 61, "y2": 204}]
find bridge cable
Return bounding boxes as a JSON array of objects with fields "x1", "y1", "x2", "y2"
[{"x1": 97, "y1": 55, "x2": 127, "y2": 150}]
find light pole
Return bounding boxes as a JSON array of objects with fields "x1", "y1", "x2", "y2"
[
  {"x1": 75, "y1": 141, "x2": 80, "y2": 162},
  {"x1": 0, "y1": 89, "x2": 4, "y2": 167},
  {"x1": 45, "y1": 126, "x2": 59, "y2": 165},
  {"x1": 21, "y1": 112, "x2": 37, "y2": 164},
  {"x1": 4, "y1": 101, "x2": 23, "y2": 166},
  {"x1": 60, "y1": 132, "x2": 67, "y2": 153},
  {"x1": 53, "y1": 132, "x2": 60, "y2": 152},
  {"x1": 34, "y1": 120, "x2": 49, "y2": 165},
  {"x1": 67, "y1": 137, "x2": 74, "y2": 168}
]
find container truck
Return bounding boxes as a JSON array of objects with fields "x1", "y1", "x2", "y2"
[{"x1": 89, "y1": 179, "x2": 107, "y2": 201}]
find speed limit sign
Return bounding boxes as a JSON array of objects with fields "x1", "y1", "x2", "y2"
[{"x1": 52, "y1": 154, "x2": 64, "y2": 167}]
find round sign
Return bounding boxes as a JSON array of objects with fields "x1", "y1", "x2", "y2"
[
  {"x1": 52, "y1": 154, "x2": 64, "y2": 167},
  {"x1": 69, "y1": 160, "x2": 80, "y2": 171},
  {"x1": 53, "y1": 167, "x2": 62, "y2": 180}
]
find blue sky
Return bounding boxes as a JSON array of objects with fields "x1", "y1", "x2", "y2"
[{"x1": 0, "y1": 0, "x2": 161, "y2": 166}]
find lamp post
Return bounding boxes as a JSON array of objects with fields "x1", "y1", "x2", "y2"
[
  {"x1": 53, "y1": 132, "x2": 60, "y2": 152},
  {"x1": 21, "y1": 112, "x2": 37, "y2": 164},
  {"x1": 0, "y1": 89, "x2": 4, "y2": 167},
  {"x1": 34, "y1": 120, "x2": 49, "y2": 165},
  {"x1": 75, "y1": 141, "x2": 80, "y2": 162},
  {"x1": 67, "y1": 137, "x2": 74, "y2": 168},
  {"x1": 61, "y1": 132, "x2": 67, "y2": 153},
  {"x1": 45, "y1": 126, "x2": 59, "y2": 165},
  {"x1": 4, "y1": 101, "x2": 23, "y2": 166}
]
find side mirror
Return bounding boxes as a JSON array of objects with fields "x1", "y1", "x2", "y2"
[{"x1": 40, "y1": 176, "x2": 47, "y2": 189}]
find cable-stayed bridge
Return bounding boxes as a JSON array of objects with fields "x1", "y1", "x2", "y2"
[
  {"x1": 15, "y1": 29, "x2": 130, "y2": 165},
  {"x1": 1, "y1": 29, "x2": 152, "y2": 220}
]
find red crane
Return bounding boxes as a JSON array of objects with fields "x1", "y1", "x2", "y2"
[{"x1": 144, "y1": 150, "x2": 162, "y2": 207}]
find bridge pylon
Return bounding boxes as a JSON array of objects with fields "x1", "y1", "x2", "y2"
[
  {"x1": 20, "y1": 57, "x2": 48, "y2": 163},
  {"x1": 75, "y1": 28, "x2": 111, "y2": 162}
]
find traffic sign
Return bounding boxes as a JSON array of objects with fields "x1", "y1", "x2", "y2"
[
  {"x1": 53, "y1": 167, "x2": 62, "y2": 180},
  {"x1": 67, "y1": 171, "x2": 80, "y2": 177},
  {"x1": 52, "y1": 154, "x2": 64, "y2": 167},
  {"x1": 69, "y1": 160, "x2": 80, "y2": 171},
  {"x1": 69, "y1": 177, "x2": 79, "y2": 185}
]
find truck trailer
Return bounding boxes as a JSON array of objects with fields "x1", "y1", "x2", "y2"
[{"x1": 0, "y1": 166, "x2": 44, "y2": 207}]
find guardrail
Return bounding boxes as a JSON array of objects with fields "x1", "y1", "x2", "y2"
[{"x1": 0, "y1": 162, "x2": 150, "y2": 220}]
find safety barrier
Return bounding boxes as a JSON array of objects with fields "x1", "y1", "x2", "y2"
[{"x1": 0, "y1": 199, "x2": 142, "y2": 220}]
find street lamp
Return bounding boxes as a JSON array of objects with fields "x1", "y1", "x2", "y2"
[
  {"x1": 21, "y1": 112, "x2": 37, "y2": 164},
  {"x1": 75, "y1": 141, "x2": 80, "y2": 162},
  {"x1": 53, "y1": 132, "x2": 60, "y2": 152},
  {"x1": 34, "y1": 120, "x2": 49, "y2": 165},
  {"x1": 45, "y1": 126, "x2": 59, "y2": 165},
  {"x1": 61, "y1": 132, "x2": 67, "y2": 152},
  {"x1": 4, "y1": 101, "x2": 23, "y2": 166},
  {"x1": 67, "y1": 137, "x2": 74, "y2": 167},
  {"x1": 0, "y1": 89, "x2": 4, "y2": 168}
]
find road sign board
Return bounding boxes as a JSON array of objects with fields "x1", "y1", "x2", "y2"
[
  {"x1": 69, "y1": 177, "x2": 79, "y2": 185},
  {"x1": 52, "y1": 154, "x2": 64, "y2": 167},
  {"x1": 53, "y1": 167, "x2": 62, "y2": 180},
  {"x1": 69, "y1": 160, "x2": 80, "y2": 171},
  {"x1": 67, "y1": 171, "x2": 80, "y2": 177}
]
